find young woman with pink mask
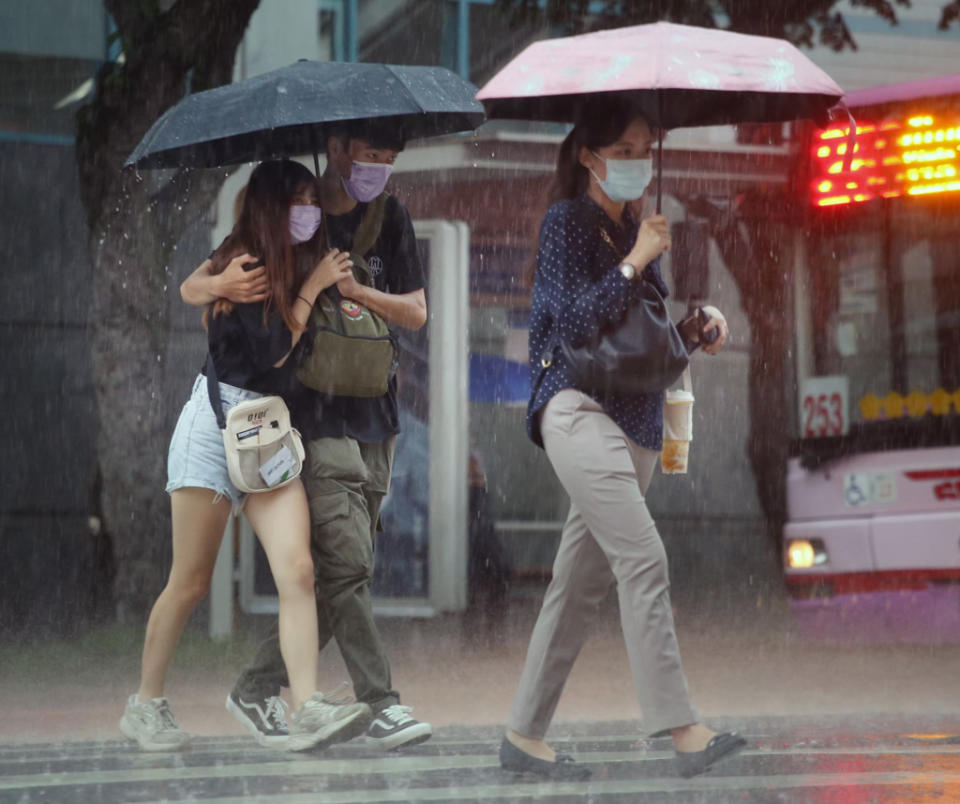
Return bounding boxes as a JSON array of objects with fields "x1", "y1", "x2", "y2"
[{"x1": 120, "y1": 160, "x2": 372, "y2": 754}]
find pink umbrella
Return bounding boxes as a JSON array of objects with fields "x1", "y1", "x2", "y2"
[{"x1": 477, "y1": 21, "x2": 847, "y2": 208}]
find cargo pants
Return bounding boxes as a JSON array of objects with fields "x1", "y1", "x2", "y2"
[{"x1": 234, "y1": 435, "x2": 400, "y2": 713}]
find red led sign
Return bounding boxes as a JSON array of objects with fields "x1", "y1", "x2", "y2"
[{"x1": 811, "y1": 114, "x2": 960, "y2": 207}]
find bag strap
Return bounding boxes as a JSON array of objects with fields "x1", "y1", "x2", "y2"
[
  {"x1": 352, "y1": 192, "x2": 388, "y2": 260},
  {"x1": 598, "y1": 226, "x2": 622, "y2": 258},
  {"x1": 205, "y1": 353, "x2": 227, "y2": 430},
  {"x1": 322, "y1": 192, "x2": 388, "y2": 289}
]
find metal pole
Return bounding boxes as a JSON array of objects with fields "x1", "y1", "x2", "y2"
[
  {"x1": 457, "y1": 0, "x2": 470, "y2": 79},
  {"x1": 346, "y1": 0, "x2": 359, "y2": 62}
]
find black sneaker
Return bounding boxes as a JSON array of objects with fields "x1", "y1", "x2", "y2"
[
  {"x1": 366, "y1": 704, "x2": 432, "y2": 751},
  {"x1": 225, "y1": 691, "x2": 289, "y2": 747}
]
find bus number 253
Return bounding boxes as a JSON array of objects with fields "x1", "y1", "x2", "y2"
[{"x1": 803, "y1": 392, "x2": 845, "y2": 437}]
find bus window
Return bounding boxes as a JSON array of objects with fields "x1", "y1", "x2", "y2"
[
  {"x1": 805, "y1": 208, "x2": 959, "y2": 432},
  {"x1": 807, "y1": 220, "x2": 893, "y2": 427}
]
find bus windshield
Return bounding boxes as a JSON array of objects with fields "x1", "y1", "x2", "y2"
[{"x1": 795, "y1": 88, "x2": 960, "y2": 463}]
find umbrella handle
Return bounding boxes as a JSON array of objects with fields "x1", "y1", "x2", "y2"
[
  {"x1": 656, "y1": 126, "x2": 663, "y2": 214},
  {"x1": 655, "y1": 91, "x2": 663, "y2": 214}
]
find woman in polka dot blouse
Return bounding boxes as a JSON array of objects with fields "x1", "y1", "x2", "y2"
[{"x1": 498, "y1": 98, "x2": 744, "y2": 781}]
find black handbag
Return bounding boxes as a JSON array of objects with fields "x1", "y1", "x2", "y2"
[{"x1": 560, "y1": 228, "x2": 689, "y2": 395}]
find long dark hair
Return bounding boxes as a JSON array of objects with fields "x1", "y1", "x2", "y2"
[
  {"x1": 207, "y1": 159, "x2": 324, "y2": 331},
  {"x1": 548, "y1": 96, "x2": 654, "y2": 205}
]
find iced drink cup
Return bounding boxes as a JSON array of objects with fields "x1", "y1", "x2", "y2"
[{"x1": 661, "y1": 390, "x2": 694, "y2": 474}]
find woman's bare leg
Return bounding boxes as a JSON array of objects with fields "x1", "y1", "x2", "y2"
[
  {"x1": 243, "y1": 479, "x2": 318, "y2": 710},
  {"x1": 138, "y1": 488, "x2": 231, "y2": 700}
]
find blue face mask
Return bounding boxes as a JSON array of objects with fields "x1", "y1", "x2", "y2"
[{"x1": 589, "y1": 151, "x2": 654, "y2": 202}]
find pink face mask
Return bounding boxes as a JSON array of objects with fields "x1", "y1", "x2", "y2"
[
  {"x1": 289, "y1": 204, "x2": 323, "y2": 244},
  {"x1": 341, "y1": 161, "x2": 393, "y2": 202}
]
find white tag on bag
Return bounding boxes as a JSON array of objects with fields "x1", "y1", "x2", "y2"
[{"x1": 259, "y1": 444, "x2": 299, "y2": 487}]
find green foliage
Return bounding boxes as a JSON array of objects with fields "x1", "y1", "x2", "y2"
[{"x1": 495, "y1": 0, "x2": 960, "y2": 51}]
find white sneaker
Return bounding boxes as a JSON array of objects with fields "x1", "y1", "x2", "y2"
[
  {"x1": 287, "y1": 693, "x2": 372, "y2": 752},
  {"x1": 119, "y1": 694, "x2": 191, "y2": 752}
]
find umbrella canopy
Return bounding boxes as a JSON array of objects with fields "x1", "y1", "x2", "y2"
[
  {"x1": 476, "y1": 21, "x2": 844, "y2": 128},
  {"x1": 126, "y1": 61, "x2": 485, "y2": 170}
]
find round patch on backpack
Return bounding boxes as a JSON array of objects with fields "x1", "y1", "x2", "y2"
[{"x1": 340, "y1": 299, "x2": 363, "y2": 318}]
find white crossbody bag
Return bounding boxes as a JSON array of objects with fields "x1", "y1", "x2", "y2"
[{"x1": 205, "y1": 355, "x2": 305, "y2": 494}]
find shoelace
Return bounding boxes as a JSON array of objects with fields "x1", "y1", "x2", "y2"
[
  {"x1": 319, "y1": 681, "x2": 356, "y2": 706},
  {"x1": 264, "y1": 696, "x2": 289, "y2": 727},
  {"x1": 381, "y1": 704, "x2": 414, "y2": 725},
  {"x1": 152, "y1": 699, "x2": 180, "y2": 730}
]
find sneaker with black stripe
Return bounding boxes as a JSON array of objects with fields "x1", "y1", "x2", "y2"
[
  {"x1": 366, "y1": 705, "x2": 432, "y2": 751},
  {"x1": 225, "y1": 690, "x2": 289, "y2": 747}
]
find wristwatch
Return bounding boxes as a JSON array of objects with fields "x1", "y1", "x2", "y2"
[{"x1": 618, "y1": 262, "x2": 637, "y2": 280}]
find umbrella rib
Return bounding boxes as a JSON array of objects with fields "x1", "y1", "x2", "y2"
[{"x1": 385, "y1": 65, "x2": 429, "y2": 116}]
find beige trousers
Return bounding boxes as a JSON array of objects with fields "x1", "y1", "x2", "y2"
[{"x1": 508, "y1": 389, "x2": 698, "y2": 738}]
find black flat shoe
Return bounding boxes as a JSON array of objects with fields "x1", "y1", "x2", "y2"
[
  {"x1": 499, "y1": 737, "x2": 592, "y2": 780},
  {"x1": 675, "y1": 731, "x2": 747, "y2": 778}
]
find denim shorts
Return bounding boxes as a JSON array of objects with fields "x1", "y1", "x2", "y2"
[{"x1": 166, "y1": 374, "x2": 267, "y2": 510}]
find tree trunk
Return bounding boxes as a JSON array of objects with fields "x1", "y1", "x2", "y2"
[
  {"x1": 75, "y1": 0, "x2": 260, "y2": 621},
  {"x1": 89, "y1": 176, "x2": 173, "y2": 620}
]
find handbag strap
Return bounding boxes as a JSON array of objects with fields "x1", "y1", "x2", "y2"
[
  {"x1": 529, "y1": 226, "x2": 629, "y2": 400},
  {"x1": 205, "y1": 353, "x2": 227, "y2": 430}
]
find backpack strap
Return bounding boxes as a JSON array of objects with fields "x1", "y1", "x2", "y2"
[
  {"x1": 328, "y1": 192, "x2": 388, "y2": 289},
  {"x1": 351, "y1": 192, "x2": 388, "y2": 260}
]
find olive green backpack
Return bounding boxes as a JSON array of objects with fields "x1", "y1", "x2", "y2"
[{"x1": 296, "y1": 193, "x2": 398, "y2": 398}]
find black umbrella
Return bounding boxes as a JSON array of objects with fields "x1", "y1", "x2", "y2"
[{"x1": 125, "y1": 61, "x2": 485, "y2": 170}]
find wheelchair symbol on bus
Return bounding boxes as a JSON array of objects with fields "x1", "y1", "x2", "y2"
[{"x1": 844, "y1": 474, "x2": 869, "y2": 507}]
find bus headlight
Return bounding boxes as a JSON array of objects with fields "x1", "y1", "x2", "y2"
[{"x1": 786, "y1": 538, "x2": 827, "y2": 569}]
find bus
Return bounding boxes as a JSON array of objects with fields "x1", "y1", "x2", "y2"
[{"x1": 784, "y1": 75, "x2": 960, "y2": 641}]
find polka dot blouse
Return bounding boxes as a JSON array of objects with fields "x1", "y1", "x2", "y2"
[{"x1": 526, "y1": 193, "x2": 672, "y2": 451}]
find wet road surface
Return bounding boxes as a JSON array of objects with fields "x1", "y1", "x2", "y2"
[{"x1": 4, "y1": 714, "x2": 960, "y2": 803}]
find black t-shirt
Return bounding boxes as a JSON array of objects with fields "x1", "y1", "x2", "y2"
[
  {"x1": 292, "y1": 194, "x2": 426, "y2": 443},
  {"x1": 206, "y1": 302, "x2": 298, "y2": 394}
]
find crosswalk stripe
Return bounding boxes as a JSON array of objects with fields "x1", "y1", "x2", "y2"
[
  {"x1": 0, "y1": 754, "x2": 502, "y2": 790},
  {"x1": 5, "y1": 742, "x2": 960, "y2": 791},
  {"x1": 133, "y1": 771, "x2": 960, "y2": 804}
]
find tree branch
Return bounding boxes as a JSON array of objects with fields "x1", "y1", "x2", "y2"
[
  {"x1": 77, "y1": 0, "x2": 259, "y2": 233},
  {"x1": 940, "y1": 0, "x2": 960, "y2": 29},
  {"x1": 497, "y1": 0, "x2": 921, "y2": 50}
]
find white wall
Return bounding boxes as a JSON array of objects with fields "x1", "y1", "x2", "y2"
[{"x1": 236, "y1": 0, "x2": 332, "y2": 80}]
